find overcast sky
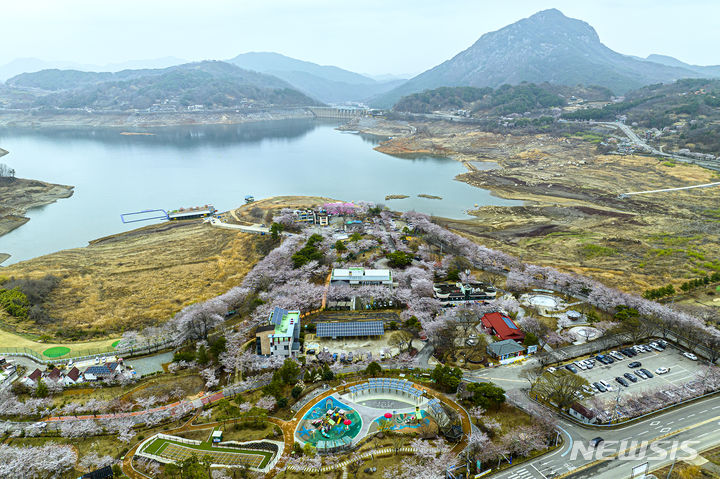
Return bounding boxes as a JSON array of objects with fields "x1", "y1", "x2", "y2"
[{"x1": 5, "y1": 0, "x2": 720, "y2": 75}]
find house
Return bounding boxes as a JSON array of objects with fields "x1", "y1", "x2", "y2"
[
  {"x1": 21, "y1": 368, "x2": 43, "y2": 386},
  {"x1": 46, "y1": 368, "x2": 62, "y2": 383},
  {"x1": 568, "y1": 402, "x2": 598, "y2": 424},
  {"x1": 331, "y1": 268, "x2": 392, "y2": 286},
  {"x1": 62, "y1": 367, "x2": 81, "y2": 387},
  {"x1": 83, "y1": 362, "x2": 122, "y2": 380},
  {"x1": 481, "y1": 312, "x2": 525, "y2": 341},
  {"x1": 433, "y1": 282, "x2": 497, "y2": 303},
  {"x1": 256, "y1": 307, "x2": 301, "y2": 358},
  {"x1": 486, "y1": 339, "x2": 525, "y2": 361}
]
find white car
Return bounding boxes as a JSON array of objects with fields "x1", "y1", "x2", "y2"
[
  {"x1": 655, "y1": 367, "x2": 670, "y2": 375},
  {"x1": 547, "y1": 367, "x2": 557, "y2": 374},
  {"x1": 683, "y1": 352, "x2": 698, "y2": 361}
]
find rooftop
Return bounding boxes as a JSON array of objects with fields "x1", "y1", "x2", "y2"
[
  {"x1": 269, "y1": 307, "x2": 300, "y2": 339},
  {"x1": 487, "y1": 339, "x2": 525, "y2": 356},
  {"x1": 316, "y1": 320, "x2": 385, "y2": 338}
]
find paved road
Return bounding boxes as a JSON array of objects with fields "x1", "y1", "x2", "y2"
[{"x1": 466, "y1": 360, "x2": 720, "y2": 478}]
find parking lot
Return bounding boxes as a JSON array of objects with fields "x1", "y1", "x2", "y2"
[{"x1": 561, "y1": 341, "x2": 706, "y2": 398}]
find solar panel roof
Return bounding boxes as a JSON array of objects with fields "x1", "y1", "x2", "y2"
[
  {"x1": 316, "y1": 320, "x2": 384, "y2": 338},
  {"x1": 502, "y1": 316, "x2": 519, "y2": 330}
]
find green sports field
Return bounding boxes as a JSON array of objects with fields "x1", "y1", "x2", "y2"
[{"x1": 142, "y1": 436, "x2": 274, "y2": 468}]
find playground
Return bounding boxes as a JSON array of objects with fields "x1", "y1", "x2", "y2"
[
  {"x1": 295, "y1": 396, "x2": 363, "y2": 450},
  {"x1": 295, "y1": 379, "x2": 450, "y2": 451}
]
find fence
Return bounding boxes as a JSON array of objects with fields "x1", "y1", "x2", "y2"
[{"x1": 0, "y1": 337, "x2": 176, "y2": 365}]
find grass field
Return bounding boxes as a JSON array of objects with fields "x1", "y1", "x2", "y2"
[
  {"x1": 42, "y1": 346, "x2": 71, "y2": 358},
  {"x1": 142, "y1": 436, "x2": 274, "y2": 469},
  {"x1": 0, "y1": 328, "x2": 119, "y2": 359}
]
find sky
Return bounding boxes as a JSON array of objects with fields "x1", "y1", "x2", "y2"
[{"x1": 4, "y1": 0, "x2": 720, "y2": 76}]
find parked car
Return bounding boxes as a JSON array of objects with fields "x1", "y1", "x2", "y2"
[
  {"x1": 620, "y1": 349, "x2": 635, "y2": 358},
  {"x1": 657, "y1": 339, "x2": 668, "y2": 348},
  {"x1": 585, "y1": 361, "x2": 594, "y2": 369},
  {"x1": 593, "y1": 382, "x2": 607, "y2": 393},
  {"x1": 640, "y1": 368, "x2": 654, "y2": 378},
  {"x1": 547, "y1": 367, "x2": 557, "y2": 374},
  {"x1": 635, "y1": 369, "x2": 648, "y2": 379},
  {"x1": 590, "y1": 437, "x2": 604, "y2": 448},
  {"x1": 582, "y1": 385, "x2": 595, "y2": 395},
  {"x1": 655, "y1": 367, "x2": 670, "y2": 375},
  {"x1": 684, "y1": 352, "x2": 698, "y2": 361},
  {"x1": 628, "y1": 361, "x2": 642, "y2": 368},
  {"x1": 650, "y1": 342, "x2": 663, "y2": 352},
  {"x1": 610, "y1": 351, "x2": 624, "y2": 361},
  {"x1": 565, "y1": 364, "x2": 578, "y2": 373},
  {"x1": 575, "y1": 361, "x2": 587, "y2": 371},
  {"x1": 615, "y1": 377, "x2": 629, "y2": 387},
  {"x1": 599, "y1": 380, "x2": 614, "y2": 392},
  {"x1": 623, "y1": 372, "x2": 638, "y2": 382},
  {"x1": 348, "y1": 352, "x2": 354, "y2": 362}
]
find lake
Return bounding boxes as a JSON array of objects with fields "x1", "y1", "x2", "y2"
[{"x1": 0, "y1": 120, "x2": 518, "y2": 264}]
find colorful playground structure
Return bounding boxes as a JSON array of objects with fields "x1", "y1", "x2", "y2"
[
  {"x1": 295, "y1": 396, "x2": 362, "y2": 453},
  {"x1": 295, "y1": 379, "x2": 452, "y2": 453}
]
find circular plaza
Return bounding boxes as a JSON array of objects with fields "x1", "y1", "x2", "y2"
[{"x1": 294, "y1": 378, "x2": 448, "y2": 453}]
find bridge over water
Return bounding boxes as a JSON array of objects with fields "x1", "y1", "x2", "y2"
[{"x1": 307, "y1": 106, "x2": 368, "y2": 119}]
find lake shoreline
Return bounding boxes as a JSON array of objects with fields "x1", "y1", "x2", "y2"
[
  {"x1": 0, "y1": 108, "x2": 314, "y2": 128},
  {"x1": 0, "y1": 172, "x2": 75, "y2": 264}
]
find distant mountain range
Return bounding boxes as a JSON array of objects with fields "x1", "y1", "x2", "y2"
[
  {"x1": 226, "y1": 52, "x2": 405, "y2": 104},
  {"x1": 3, "y1": 8, "x2": 720, "y2": 111},
  {"x1": 0, "y1": 57, "x2": 187, "y2": 82},
  {"x1": 4, "y1": 61, "x2": 319, "y2": 110},
  {"x1": 373, "y1": 9, "x2": 720, "y2": 107}
]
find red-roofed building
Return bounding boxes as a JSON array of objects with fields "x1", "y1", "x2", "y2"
[{"x1": 481, "y1": 312, "x2": 525, "y2": 341}]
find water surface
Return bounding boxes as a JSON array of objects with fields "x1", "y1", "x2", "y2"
[{"x1": 0, "y1": 120, "x2": 518, "y2": 263}]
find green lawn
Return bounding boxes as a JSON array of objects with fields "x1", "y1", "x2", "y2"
[
  {"x1": 141, "y1": 435, "x2": 274, "y2": 468},
  {"x1": 42, "y1": 346, "x2": 71, "y2": 358}
]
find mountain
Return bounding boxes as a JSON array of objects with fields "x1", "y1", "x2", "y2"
[
  {"x1": 645, "y1": 54, "x2": 720, "y2": 78},
  {"x1": 4, "y1": 61, "x2": 319, "y2": 110},
  {"x1": 374, "y1": 9, "x2": 714, "y2": 107},
  {"x1": 0, "y1": 57, "x2": 186, "y2": 82},
  {"x1": 227, "y1": 52, "x2": 405, "y2": 103},
  {"x1": 393, "y1": 83, "x2": 613, "y2": 115}
]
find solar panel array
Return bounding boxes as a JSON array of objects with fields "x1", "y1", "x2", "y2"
[
  {"x1": 348, "y1": 378, "x2": 423, "y2": 398},
  {"x1": 502, "y1": 316, "x2": 519, "y2": 330},
  {"x1": 316, "y1": 320, "x2": 384, "y2": 338}
]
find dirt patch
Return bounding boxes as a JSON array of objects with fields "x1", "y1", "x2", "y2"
[{"x1": 1, "y1": 219, "x2": 263, "y2": 337}]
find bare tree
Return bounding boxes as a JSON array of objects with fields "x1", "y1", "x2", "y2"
[{"x1": 532, "y1": 370, "x2": 589, "y2": 410}]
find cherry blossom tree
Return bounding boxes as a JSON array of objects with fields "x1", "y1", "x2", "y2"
[{"x1": 0, "y1": 443, "x2": 77, "y2": 478}]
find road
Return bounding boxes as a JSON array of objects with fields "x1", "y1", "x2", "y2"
[{"x1": 465, "y1": 361, "x2": 720, "y2": 478}]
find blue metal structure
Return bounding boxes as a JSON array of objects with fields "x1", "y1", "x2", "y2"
[{"x1": 120, "y1": 209, "x2": 169, "y2": 224}]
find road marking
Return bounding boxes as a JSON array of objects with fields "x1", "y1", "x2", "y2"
[
  {"x1": 650, "y1": 421, "x2": 660, "y2": 426},
  {"x1": 531, "y1": 464, "x2": 548, "y2": 479},
  {"x1": 689, "y1": 414, "x2": 696, "y2": 418},
  {"x1": 638, "y1": 430, "x2": 649, "y2": 435},
  {"x1": 712, "y1": 405, "x2": 720, "y2": 410},
  {"x1": 698, "y1": 432, "x2": 710, "y2": 438}
]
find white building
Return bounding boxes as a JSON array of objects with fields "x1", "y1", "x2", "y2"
[{"x1": 331, "y1": 267, "x2": 392, "y2": 286}]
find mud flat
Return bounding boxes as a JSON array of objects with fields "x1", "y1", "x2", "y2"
[
  {"x1": 0, "y1": 147, "x2": 74, "y2": 262},
  {"x1": 0, "y1": 108, "x2": 313, "y2": 128}
]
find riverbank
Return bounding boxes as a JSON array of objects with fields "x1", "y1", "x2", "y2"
[
  {"x1": 0, "y1": 108, "x2": 314, "y2": 128},
  {"x1": 0, "y1": 169, "x2": 74, "y2": 263},
  {"x1": 345, "y1": 118, "x2": 720, "y2": 295}
]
